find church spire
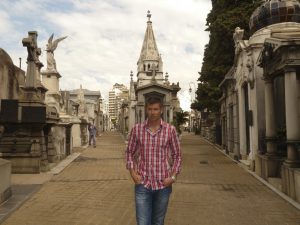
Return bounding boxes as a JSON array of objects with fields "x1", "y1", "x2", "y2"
[
  {"x1": 136, "y1": 11, "x2": 164, "y2": 86},
  {"x1": 137, "y1": 11, "x2": 160, "y2": 66}
]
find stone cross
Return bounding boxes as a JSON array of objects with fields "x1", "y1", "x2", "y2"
[
  {"x1": 147, "y1": 10, "x2": 151, "y2": 21},
  {"x1": 22, "y1": 31, "x2": 42, "y2": 87},
  {"x1": 150, "y1": 63, "x2": 158, "y2": 82}
]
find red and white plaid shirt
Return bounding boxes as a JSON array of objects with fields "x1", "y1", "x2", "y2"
[{"x1": 126, "y1": 119, "x2": 182, "y2": 190}]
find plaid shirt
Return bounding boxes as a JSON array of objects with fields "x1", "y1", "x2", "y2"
[{"x1": 126, "y1": 119, "x2": 182, "y2": 190}]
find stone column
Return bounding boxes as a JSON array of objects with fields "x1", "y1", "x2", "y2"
[
  {"x1": 141, "y1": 107, "x2": 145, "y2": 122},
  {"x1": 284, "y1": 68, "x2": 300, "y2": 167},
  {"x1": 128, "y1": 103, "x2": 136, "y2": 132},
  {"x1": 264, "y1": 79, "x2": 277, "y2": 155},
  {"x1": 170, "y1": 107, "x2": 174, "y2": 124},
  {"x1": 238, "y1": 87, "x2": 246, "y2": 157}
]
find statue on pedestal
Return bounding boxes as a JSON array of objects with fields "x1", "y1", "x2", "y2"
[
  {"x1": 46, "y1": 34, "x2": 67, "y2": 72},
  {"x1": 77, "y1": 85, "x2": 87, "y2": 117}
]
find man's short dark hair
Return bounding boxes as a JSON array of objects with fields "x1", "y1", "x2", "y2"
[{"x1": 146, "y1": 96, "x2": 163, "y2": 108}]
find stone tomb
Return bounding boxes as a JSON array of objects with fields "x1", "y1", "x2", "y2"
[{"x1": 0, "y1": 31, "x2": 52, "y2": 173}]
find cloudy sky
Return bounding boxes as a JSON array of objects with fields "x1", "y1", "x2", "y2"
[{"x1": 0, "y1": 0, "x2": 211, "y2": 111}]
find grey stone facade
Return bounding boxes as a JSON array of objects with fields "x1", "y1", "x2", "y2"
[{"x1": 219, "y1": 0, "x2": 300, "y2": 203}]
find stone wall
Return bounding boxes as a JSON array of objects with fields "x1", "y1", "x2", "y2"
[
  {"x1": 201, "y1": 125, "x2": 216, "y2": 143},
  {"x1": 72, "y1": 124, "x2": 81, "y2": 147},
  {"x1": 0, "y1": 48, "x2": 22, "y2": 103},
  {"x1": 51, "y1": 126, "x2": 66, "y2": 160},
  {"x1": 0, "y1": 158, "x2": 11, "y2": 204}
]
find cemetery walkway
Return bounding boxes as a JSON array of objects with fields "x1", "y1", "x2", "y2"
[{"x1": 1, "y1": 131, "x2": 300, "y2": 225}]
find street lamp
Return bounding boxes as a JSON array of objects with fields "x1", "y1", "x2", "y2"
[
  {"x1": 188, "y1": 81, "x2": 200, "y2": 134},
  {"x1": 188, "y1": 82, "x2": 196, "y2": 132},
  {"x1": 188, "y1": 82, "x2": 197, "y2": 103}
]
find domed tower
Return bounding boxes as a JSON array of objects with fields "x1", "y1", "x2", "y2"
[{"x1": 249, "y1": 0, "x2": 300, "y2": 34}]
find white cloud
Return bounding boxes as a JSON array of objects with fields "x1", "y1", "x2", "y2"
[
  {"x1": 0, "y1": 12, "x2": 13, "y2": 34},
  {"x1": 0, "y1": 0, "x2": 211, "y2": 109}
]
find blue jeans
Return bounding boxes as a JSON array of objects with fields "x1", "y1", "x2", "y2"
[
  {"x1": 89, "y1": 135, "x2": 96, "y2": 146},
  {"x1": 135, "y1": 184, "x2": 172, "y2": 225}
]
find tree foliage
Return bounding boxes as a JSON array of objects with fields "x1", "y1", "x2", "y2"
[
  {"x1": 192, "y1": 0, "x2": 262, "y2": 112},
  {"x1": 172, "y1": 110, "x2": 189, "y2": 134}
]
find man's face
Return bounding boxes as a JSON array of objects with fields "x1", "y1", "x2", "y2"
[{"x1": 146, "y1": 103, "x2": 162, "y2": 122}]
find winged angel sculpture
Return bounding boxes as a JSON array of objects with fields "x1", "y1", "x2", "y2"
[{"x1": 46, "y1": 34, "x2": 67, "y2": 72}]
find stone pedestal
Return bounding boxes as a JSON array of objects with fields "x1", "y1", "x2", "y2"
[
  {"x1": 281, "y1": 165, "x2": 300, "y2": 202},
  {"x1": 0, "y1": 158, "x2": 11, "y2": 204},
  {"x1": 294, "y1": 169, "x2": 300, "y2": 203},
  {"x1": 41, "y1": 70, "x2": 61, "y2": 93},
  {"x1": 256, "y1": 154, "x2": 283, "y2": 180},
  {"x1": 41, "y1": 70, "x2": 61, "y2": 113}
]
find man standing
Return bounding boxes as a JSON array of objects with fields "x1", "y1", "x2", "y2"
[
  {"x1": 88, "y1": 123, "x2": 97, "y2": 147},
  {"x1": 126, "y1": 97, "x2": 182, "y2": 225}
]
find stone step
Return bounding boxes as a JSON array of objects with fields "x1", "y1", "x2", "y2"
[
  {"x1": 268, "y1": 177, "x2": 282, "y2": 192},
  {"x1": 239, "y1": 159, "x2": 251, "y2": 169}
]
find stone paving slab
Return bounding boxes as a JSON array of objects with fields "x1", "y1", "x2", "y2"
[
  {"x1": 0, "y1": 150, "x2": 82, "y2": 224},
  {"x1": 1, "y1": 131, "x2": 300, "y2": 225},
  {"x1": 0, "y1": 184, "x2": 41, "y2": 224}
]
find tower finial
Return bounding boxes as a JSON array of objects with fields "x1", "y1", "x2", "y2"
[{"x1": 147, "y1": 10, "x2": 151, "y2": 21}]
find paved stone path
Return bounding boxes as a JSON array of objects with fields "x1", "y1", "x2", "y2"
[{"x1": 1, "y1": 132, "x2": 300, "y2": 225}]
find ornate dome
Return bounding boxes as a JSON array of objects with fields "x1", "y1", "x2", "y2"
[{"x1": 249, "y1": 0, "x2": 300, "y2": 34}]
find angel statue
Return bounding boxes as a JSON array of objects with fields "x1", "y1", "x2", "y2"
[{"x1": 46, "y1": 34, "x2": 67, "y2": 72}]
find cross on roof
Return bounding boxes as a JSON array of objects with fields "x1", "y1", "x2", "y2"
[{"x1": 147, "y1": 10, "x2": 151, "y2": 21}]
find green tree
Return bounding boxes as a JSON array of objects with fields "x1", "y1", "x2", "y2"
[
  {"x1": 192, "y1": 0, "x2": 262, "y2": 112},
  {"x1": 172, "y1": 110, "x2": 189, "y2": 134},
  {"x1": 111, "y1": 118, "x2": 117, "y2": 128}
]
